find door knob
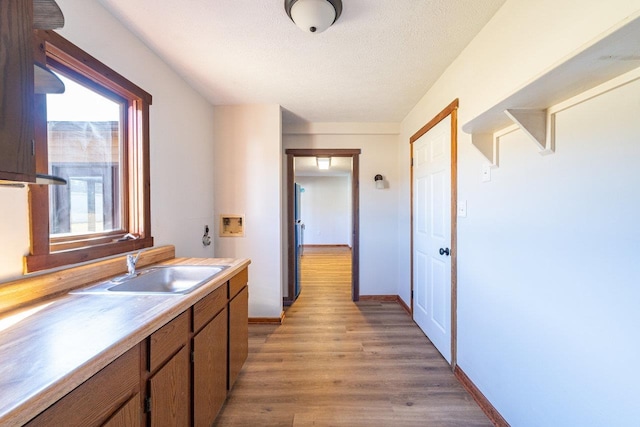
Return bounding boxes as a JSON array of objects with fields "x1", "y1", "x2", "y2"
[{"x1": 439, "y1": 247, "x2": 450, "y2": 256}]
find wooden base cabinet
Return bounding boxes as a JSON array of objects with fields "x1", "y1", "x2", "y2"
[
  {"x1": 148, "y1": 346, "x2": 190, "y2": 426},
  {"x1": 228, "y1": 286, "x2": 248, "y2": 390},
  {"x1": 146, "y1": 310, "x2": 190, "y2": 426},
  {"x1": 103, "y1": 393, "x2": 142, "y2": 427},
  {"x1": 25, "y1": 267, "x2": 249, "y2": 426},
  {"x1": 193, "y1": 307, "x2": 228, "y2": 426},
  {"x1": 142, "y1": 267, "x2": 249, "y2": 425},
  {"x1": 25, "y1": 344, "x2": 142, "y2": 427}
]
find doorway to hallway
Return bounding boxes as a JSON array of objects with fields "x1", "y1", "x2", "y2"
[{"x1": 284, "y1": 149, "x2": 361, "y2": 305}]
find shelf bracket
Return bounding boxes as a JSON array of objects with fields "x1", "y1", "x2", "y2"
[
  {"x1": 462, "y1": 15, "x2": 640, "y2": 166},
  {"x1": 471, "y1": 133, "x2": 499, "y2": 167},
  {"x1": 504, "y1": 109, "x2": 555, "y2": 155}
]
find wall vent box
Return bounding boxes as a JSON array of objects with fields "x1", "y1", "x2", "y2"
[{"x1": 220, "y1": 215, "x2": 244, "y2": 237}]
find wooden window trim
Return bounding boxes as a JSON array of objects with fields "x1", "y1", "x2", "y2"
[{"x1": 25, "y1": 30, "x2": 153, "y2": 273}]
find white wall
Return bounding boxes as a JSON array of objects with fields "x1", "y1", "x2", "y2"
[
  {"x1": 398, "y1": 1, "x2": 640, "y2": 425},
  {"x1": 284, "y1": 123, "x2": 400, "y2": 296},
  {"x1": 461, "y1": 79, "x2": 640, "y2": 426},
  {"x1": 212, "y1": 105, "x2": 283, "y2": 318},
  {"x1": 0, "y1": 188, "x2": 30, "y2": 279},
  {"x1": 0, "y1": 0, "x2": 217, "y2": 283},
  {"x1": 295, "y1": 176, "x2": 350, "y2": 246}
]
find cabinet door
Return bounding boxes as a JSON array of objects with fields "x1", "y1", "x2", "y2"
[
  {"x1": 103, "y1": 393, "x2": 141, "y2": 427},
  {"x1": 149, "y1": 345, "x2": 190, "y2": 427},
  {"x1": 0, "y1": 0, "x2": 35, "y2": 182},
  {"x1": 26, "y1": 344, "x2": 141, "y2": 427},
  {"x1": 228, "y1": 286, "x2": 248, "y2": 390},
  {"x1": 193, "y1": 307, "x2": 228, "y2": 427}
]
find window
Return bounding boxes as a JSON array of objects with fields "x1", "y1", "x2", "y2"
[
  {"x1": 26, "y1": 30, "x2": 153, "y2": 273},
  {"x1": 47, "y1": 74, "x2": 123, "y2": 237}
]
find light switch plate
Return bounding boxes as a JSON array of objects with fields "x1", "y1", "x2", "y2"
[
  {"x1": 457, "y1": 200, "x2": 467, "y2": 217},
  {"x1": 482, "y1": 164, "x2": 492, "y2": 182}
]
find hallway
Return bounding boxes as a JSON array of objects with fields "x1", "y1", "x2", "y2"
[{"x1": 215, "y1": 247, "x2": 491, "y2": 426}]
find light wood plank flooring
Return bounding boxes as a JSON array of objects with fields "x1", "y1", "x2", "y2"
[{"x1": 215, "y1": 247, "x2": 492, "y2": 426}]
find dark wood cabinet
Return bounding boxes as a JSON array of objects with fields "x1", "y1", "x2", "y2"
[
  {"x1": 193, "y1": 306, "x2": 228, "y2": 426},
  {"x1": 147, "y1": 310, "x2": 190, "y2": 426},
  {"x1": 145, "y1": 268, "x2": 248, "y2": 425},
  {"x1": 0, "y1": 0, "x2": 65, "y2": 184},
  {"x1": 103, "y1": 393, "x2": 142, "y2": 427},
  {"x1": 149, "y1": 310, "x2": 189, "y2": 372},
  {"x1": 24, "y1": 266, "x2": 249, "y2": 426},
  {"x1": 0, "y1": 0, "x2": 36, "y2": 183},
  {"x1": 228, "y1": 286, "x2": 249, "y2": 390},
  {"x1": 25, "y1": 344, "x2": 142, "y2": 427},
  {"x1": 149, "y1": 346, "x2": 190, "y2": 427}
]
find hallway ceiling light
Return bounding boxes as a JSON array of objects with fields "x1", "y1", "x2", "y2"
[
  {"x1": 316, "y1": 157, "x2": 331, "y2": 170},
  {"x1": 285, "y1": 0, "x2": 342, "y2": 34}
]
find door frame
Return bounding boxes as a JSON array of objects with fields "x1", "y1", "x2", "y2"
[
  {"x1": 410, "y1": 99, "x2": 459, "y2": 368},
  {"x1": 284, "y1": 148, "x2": 361, "y2": 304}
]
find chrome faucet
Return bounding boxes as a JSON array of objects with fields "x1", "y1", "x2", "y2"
[{"x1": 126, "y1": 252, "x2": 141, "y2": 276}]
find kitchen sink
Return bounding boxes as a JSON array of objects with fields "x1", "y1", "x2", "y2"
[{"x1": 73, "y1": 265, "x2": 229, "y2": 295}]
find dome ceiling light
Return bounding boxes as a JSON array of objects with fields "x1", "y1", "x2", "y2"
[{"x1": 284, "y1": 0, "x2": 342, "y2": 34}]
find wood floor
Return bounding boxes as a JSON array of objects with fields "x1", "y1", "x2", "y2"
[{"x1": 214, "y1": 247, "x2": 492, "y2": 426}]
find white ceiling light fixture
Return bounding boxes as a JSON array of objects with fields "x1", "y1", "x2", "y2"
[
  {"x1": 285, "y1": 0, "x2": 342, "y2": 34},
  {"x1": 316, "y1": 157, "x2": 331, "y2": 170}
]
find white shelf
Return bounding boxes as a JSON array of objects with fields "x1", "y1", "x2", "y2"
[{"x1": 462, "y1": 14, "x2": 640, "y2": 165}]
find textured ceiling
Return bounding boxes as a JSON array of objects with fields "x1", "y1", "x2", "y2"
[{"x1": 98, "y1": 0, "x2": 506, "y2": 124}]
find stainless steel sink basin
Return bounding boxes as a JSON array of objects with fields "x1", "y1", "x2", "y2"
[{"x1": 74, "y1": 265, "x2": 229, "y2": 295}]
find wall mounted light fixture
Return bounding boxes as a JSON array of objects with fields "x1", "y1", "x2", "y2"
[
  {"x1": 285, "y1": 0, "x2": 343, "y2": 34},
  {"x1": 317, "y1": 157, "x2": 331, "y2": 170},
  {"x1": 374, "y1": 174, "x2": 385, "y2": 189}
]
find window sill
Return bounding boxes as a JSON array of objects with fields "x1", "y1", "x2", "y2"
[{"x1": 25, "y1": 236, "x2": 154, "y2": 273}]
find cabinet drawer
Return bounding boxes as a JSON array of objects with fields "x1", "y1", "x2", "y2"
[
  {"x1": 193, "y1": 283, "x2": 227, "y2": 333},
  {"x1": 229, "y1": 268, "x2": 248, "y2": 299},
  {"x1": 26, "y1": 344, "x2": 141, "y2": 426},
  {"x1": 149, "y1": 310, "x2": 189, "y2": 372}
]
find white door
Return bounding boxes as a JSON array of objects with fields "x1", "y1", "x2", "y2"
[{"x1": 413, "y1": 115, "x2": 452, "y2": 363}]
